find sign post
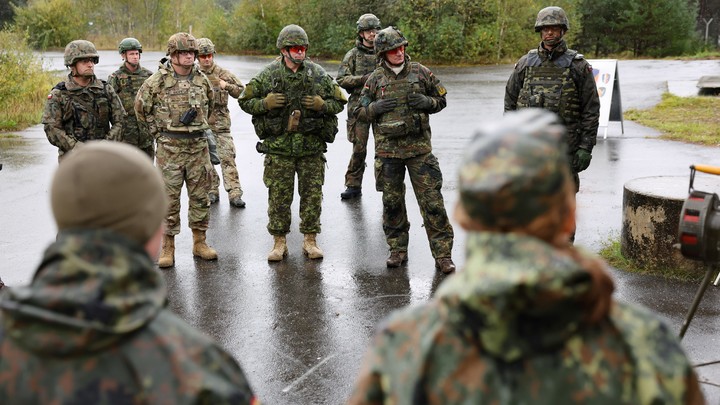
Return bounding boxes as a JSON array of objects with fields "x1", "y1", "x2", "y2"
[{"x1": 588, "y1": 59, "x2": 623, "y2": 139}]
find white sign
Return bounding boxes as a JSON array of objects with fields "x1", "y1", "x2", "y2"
[{"x1": 588, "y1": 59, "x2": 624, "y2": 138}]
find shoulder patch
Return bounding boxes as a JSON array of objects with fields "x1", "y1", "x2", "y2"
[{"x1": 437, "y1": 83, "x2": 447, "y2": 96}]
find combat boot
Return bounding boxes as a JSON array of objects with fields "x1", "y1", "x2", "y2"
[
  {"x1": 386, "y1": 251, "x2": 408, "y2": 268},
  {"x1": 268, "y1": 235, "x2": 288, "y2": 261},
  {"x1": 435, "y1": 257, "x2": 456, "y2": 274},
  {"x1": 208, "y1": 191, "x2": 219, "y2": 204},
  {"x1": 229, "y1": 189, "x2": 246, "y2": 208},
  {"x1": 302, "y1": 233, "x2": 323, "y2": 259},
  {"x1": 158, "y1": 235, "x2": 175, "y2": 268},
  {"x1": 340, "y1": 186, "x2": 362, "y2": 200},
  {"x1": 192, "y1": 229, "x2": 218, "y2": 260}
]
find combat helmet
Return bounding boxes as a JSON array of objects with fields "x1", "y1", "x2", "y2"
[
  {"x1": 276, "y1": 24, "x2": 309, "y2": 49},
  {"x1": 535, "y1": 6, "x2": 569, "y2": 32},
  {"x1": 197, "y1": 38, "x2": 215, "y2": 55},
  {"x1": 166, "y1": 32, "x2": 198, "y2": 56},
  {"x1": 356, "y1": 13, "x2": 381, "y2": 32},
  {"x1": 118, "y1": 37, "x2": 142, "y2": 54},
  {"x1": 374, "y1": 27, "x2": 408, "y2": 56},
  {"x1": 64, "y1": 40, "x2": 99, "y2": 66},
  {"x1": 458, "y1": 108, "x2": 571, "y2": 229}
]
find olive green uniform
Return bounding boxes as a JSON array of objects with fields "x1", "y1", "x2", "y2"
[{"x1": 108, "y1": 63, "x2": 154, "y2": 158}]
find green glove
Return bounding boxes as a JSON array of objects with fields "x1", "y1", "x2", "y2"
[
  {"x1": 301, "y1": 95, "x2": 326, "y2": 112},
  {"x1": 263, "y1": 93, "x2": 287, "y2": 110},
  {"x1": 408, "y1": 93, "x2": 433, "y2": 110},
  {"x1": 573, "y1": 148, "x2": 592, "y2": 172}
]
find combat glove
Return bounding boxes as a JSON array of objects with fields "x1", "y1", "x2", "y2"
[
  {"x1": 301, "y1": 95, "x2": 326, "y2": 112},
  {"x1": 573, "y1": 148, "x2": 592, "y2": 172},
  {"x1": 360, "y1": 73, "x2": 372, "y2": 84},
  {"x1": 368, "y1": 98, "x2": 397, "y2": 118},
  {"x1": 263, "y1": 93, "x2": 287, "y2": 110},
  {"x1": 408, "y1": 93, "x2": 433, "y2": 110}
]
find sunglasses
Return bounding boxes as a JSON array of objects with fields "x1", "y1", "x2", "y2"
[
  {"x1": 386, "y1": 46, "x2": 405, "y2": 56},
  {"x1": 288, "y1": 45, "x2": 307, "y2": 54}
]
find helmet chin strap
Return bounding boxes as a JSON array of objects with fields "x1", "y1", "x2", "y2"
[{"x1": 283, "y1": 52, "x2": 304, "y2": 65}]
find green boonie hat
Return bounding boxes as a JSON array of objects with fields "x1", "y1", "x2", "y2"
[
  {"x1": 535, "y1": 6, "x2": 570, "y2": 32},
  {"x1": 276, "y1": 24, "x2": 309, "y2": 49},
  {"x1": 197, "y1": 38, "x2": 215, "y2": 55},
  {"x1": 459, "y1": 108, "x2": 570, "y2": 228},
  {"x1": 118, "y1": 37, "x2": 142, "y2": 54},
  {"x1": 167, "y1": 32, "x2": 197, "y2": 55},
  {"x1": 357, "y1": 13, "x2": 381, "y2": 32},
  {"x1": 374, "y1": 26, "x2": 408, "y2": 56},
  {"x1": 64, "y1": 40, "x2": 99, "y2": 66}
]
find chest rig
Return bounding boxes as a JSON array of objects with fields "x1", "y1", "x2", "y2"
[
  {"x1": 114, "y1": 70, "x2": 150, "y2": 115},
  {"x1": 374, "y1": 63, "x2": 422, "y2": 138},
  {"x1": 159, "y1": 71, "x2": 208, "y2": 132},
  {"x1": 55, "y1": 81, "x2": 111, "y2": 142}
]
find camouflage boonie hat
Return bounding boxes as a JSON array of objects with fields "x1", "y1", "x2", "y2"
[
  {"x1": 356, "y1": 13, "x2": 381, "y2": 32},
  {"x1": 64, "y1": 40, "x2": 99, "y2": 66},
  {"x1": 276, "y1": 24, "x2": 309, "y2": 49},
  {"x1": 197, "y1": 38, "x2": 215, "y2": 55},
  {"x1": 118, "y1": 37, "x2": 142, "y2": 54},
  {"x1": 459, "y1": 108, "x2": 570, "y2": 228},
  {"x1": 374, "y1": 26, "x2": 408, "y2": 56},
  {"x1": 166, "y1": 32, "x2": 197, "y2": 56},
  {"x1": 535, "y1": 6, "x2": 569, "y2": 32}
]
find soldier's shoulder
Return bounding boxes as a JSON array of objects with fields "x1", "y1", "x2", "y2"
[{"x1": 139, "y1": 67, "x2": 154, "y2": 76}]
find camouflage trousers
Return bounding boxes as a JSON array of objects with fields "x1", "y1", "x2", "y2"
[
  {"x1": 375, "y1": 153, "x2": 454, "y2": 258},
  {"x1": 210, "y1": 131, "x2": 243, "y2": 195},
  {"x1": 156, "y1": 136, "x2": 212, "y2": 235},
  {"x1": 343, "y1": 117, "x2": 371, "y2": 188},
  {"x1": 122, "y1": 118, "x2": 155, "y2": 159},
  {"x1": 263, "y1": 153, "x2": 325, "y2": 235}
]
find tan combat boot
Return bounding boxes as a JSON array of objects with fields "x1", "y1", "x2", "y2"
[
  {"x1": 158, "y1": 235, "x2": 175, "y2": 268},
  {"x1": 268, "y1": 235, "x2": 288, "y2": 262},
  {"x1": 192, "y1": 229, "x2": 218, "y2": 260},
  {"x1": 302, "y1": 233, "x2": 323, "y2": 259}
]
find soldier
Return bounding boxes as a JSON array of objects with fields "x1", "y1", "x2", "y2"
[
  {"x1": 337, "y1": 13, "x2": 381, "y2": 200},
  {"x1": 354, "y1": 27, "x2": 455, "y2": 273},
  {"x1": 0, "y1": 142, "x2": 257, "y2": 403},
  {"x1": 108, "y1": 37, "x2": 154, "y2": 158},
  {"x1": 504, "y1": 6, "x2": 600, "y2": 192},
  {"x1": 196, "y1": 37, "x2": 247, "y2": 208},
  {"x1": 43, "y1": 40, "x2": 125, "y2": 162},
  {"x1": 239, "y1": 24, "x2": 346, "y2": 261},
  {"x1": 348, "y1": 109, "x2": 705, "y2": 405},
  {"x1": 135, "y1": 32, "x2": 217, "y2": 268}
]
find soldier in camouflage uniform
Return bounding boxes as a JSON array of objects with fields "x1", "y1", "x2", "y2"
[
  {"x1": 505, "y1": 6, "x2": 600, "y2": 191},
  {"x1": 348, "y1": 109, "x2": 705, "y2": 405},
  {"x1": 0, "y1": 142, "x2": 258, "y2": 404},
  {"x1": 337, "y1": 13, "x2": 381, "y2": 200},
  {"x1": 239, "y1": 25, "x2": 346, "y2": 261},
  {"x1": 108, "y1": 37, "x2": 154, "y2": 158},
  {"x1": 43, "y1": 40, "x2": 126, "y2": 162},
  {"x1": 354, "y1": 27, "x2": 455, "y2": 273},
  {"x1": 197, "y1": 37, "x2": 247, "y2": 208},
  {"x1": 135, "y1": 32, "x2": 218, "y2": 268}
]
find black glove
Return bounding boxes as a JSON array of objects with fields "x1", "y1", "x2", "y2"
[
  {"x1": 408, "y1": 93, "x2": 433, "y2": 110},
  {"x1": 360, "y1": 73, "x2": 371, "y2": 84},
  {"x1": 369, "y1": 98, "x2": 397, "y2": 117}
]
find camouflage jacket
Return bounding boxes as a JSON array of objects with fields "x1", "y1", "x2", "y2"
[
  {"x1": 108, "y1": 63, "x2": 153, "y2": 148},
  {"x1": 337, "y1": 40, "x2": 376, "y2": 113},
  {"x1": 355, "y1": 58, "x2": 447, "y2": 159},
  {"x1": 43, "y1": 74, "x2": 126, "y2": 154},
  {"x1": 199, "y1": 62, "x2": 245, "y2": 133},
  {"x1": 134, "y1": 59, "x2": 214, "y2": 139},
  {"x1": 349, "y1": 232, "x2": 703, "y2": 405},
  {"x1": 0, "y1": 229, "x2": 258, "y2": 405},
  {"x1": 239, "y1": 57, "x2": 346, "y2": 157},
  {"x1": 504, "y1": 40, "x2": 600, "y2": 155}
]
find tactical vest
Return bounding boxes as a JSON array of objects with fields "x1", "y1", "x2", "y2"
[
  {"x1": 203, "y1": 66, "x2": 231, "y2": 131},
  {"x1": 112, "y1": 68, "x2": 151, "y2": 116},
  {"x1": 156, "y1": 68, "x2": 210, "y2": 133},
  {"x1": 54, "y1": 81, "x2": 112, "y2": 142},
  {"x1": 349, "y1": 47, "x2": 377, "y2": 99},
  {"x1": 517, "y1": 50, "x2": 582, "y2": 151},
  {"x1": 373, "y1": 63, "x2": 426, "y2": 139}
]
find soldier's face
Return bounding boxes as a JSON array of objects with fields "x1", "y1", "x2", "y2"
[
  {"x1": 540, "y1": 25, "x2": 564, "y2": 47},
  {"x1": 360, "y1": 29, "x2": 377, "y2": 46},
  {"x1": 172, "y1": 50, "x2": 196, "y2": 68},
  {"x1": 124, "y1": 50, "x2": 141, "y2": 66},
  {"x1": 198, "y1": 53, "x2": 214, "y2": 69},
  {"x1": 384, "y1": 46, "x2": 405, "y2": 66},
  {"x1": 72, "y1": 58, "x2": 95, "y2": 77}
]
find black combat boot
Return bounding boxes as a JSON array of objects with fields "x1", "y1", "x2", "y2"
[{"x1": 341, "y1": 186, "x2": 362, "y2": 200}]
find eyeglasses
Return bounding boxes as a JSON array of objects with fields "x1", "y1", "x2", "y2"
[
  {"x1": 177, "y1": 50, "x2": 195, "y2": 56},
  {"x1": 198, "y1": 54, "x2": 213, "y2": 59},
  {"x1": 288, "y1": 45, "x2": 307, "y2": 54}
]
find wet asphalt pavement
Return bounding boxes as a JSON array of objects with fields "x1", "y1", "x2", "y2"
[{"x1": 1, "y1": 51, "x2": 720, "y2": 403}]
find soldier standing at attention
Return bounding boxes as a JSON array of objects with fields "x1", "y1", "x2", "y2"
[
  {"x1": 504, "y1": 6, "x2": 600, "y2": 192},
  {"x1": 135, "y1": 32, "x2": 217, "y2": 268},
  {"x1": 337, "y1": 13, "x2": 381, "y2": 200},
  {"x1": 354, "y1": 27, "x2": 455, "y2": 274},
  {"x1": 43, "y1": 40, "x2": 126, "y2": 162},
  {"x1": 349, "y1": 109, "x2": 705, "y2": 405},
  {"x1": 239, "y1": 24, "x2": 346, "y2": 262},
  {"x1": 196, "y1": 37, "x2": 247, "y2": 208},
  {"x1": 108, "y1": 37, "x2": 154, "y2": 158}
]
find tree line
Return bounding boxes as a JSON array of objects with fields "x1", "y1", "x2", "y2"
[{"x1": 3, "y1": 0, "x2": 708, "y2": 63}]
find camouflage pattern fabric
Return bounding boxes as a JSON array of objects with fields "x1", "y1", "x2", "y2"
[
  {"x1": 0, "y1": 229, "x2": 258, "y2": 404},
  {"x1": 374, "y1": 153, "x2": 453, "y2": 258},
  {"x1": 43, "y1": 74, "x2": 126, "y2": 159},
  {"x1": 263, "y1": 154, "x2": 325, "y2": 235},
  {"x1": 337, "y1": 40, "x2": 377, "y2": 188},
  {"x1": 349, "y1": 232, "x2": 703, "y2": 405},
  {"x1": 108, "y1": 63, "x2": 154, "y2": 158},
  {"x1": 200, "y1": 62, "x2": 245, "y2": 194}
]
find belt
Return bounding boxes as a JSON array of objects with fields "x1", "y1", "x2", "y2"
[{"x1": 160, "y1": 131, "x2": 205, "y2": 139}]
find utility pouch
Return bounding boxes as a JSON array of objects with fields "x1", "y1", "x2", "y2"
[
  {"x1": 287, "y1": 109, "x2": 301, "y2": 132},
  {"x1": 179, "y1": 108, "x2": 198, "y2": 126}
]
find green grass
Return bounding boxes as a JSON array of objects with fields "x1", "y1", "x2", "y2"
[
  {"x1": 625, "y1": 93, "x2": 720, "y2": 145},
  {"x1": 599, "y1": 238, "x2": 706, "y2": 282}
]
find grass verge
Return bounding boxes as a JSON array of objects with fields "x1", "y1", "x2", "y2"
[{"x1": 599, "y1": 238, "x2": 706, "y2": 282}]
